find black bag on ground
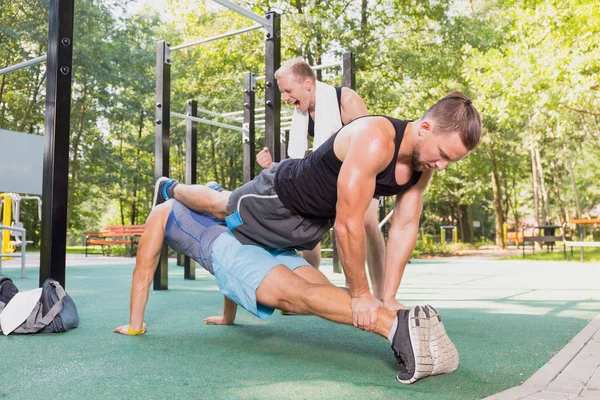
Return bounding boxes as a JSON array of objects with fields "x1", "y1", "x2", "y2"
[
  {"x1": 0, "y1": 277, "x2": 20, "y2": 335},
  {"x1": 1, "y1": 278, "x2": 79, "y2": 334},
  {"x1": 0, "y1": 277, "x2": 19, "y2": 314}
]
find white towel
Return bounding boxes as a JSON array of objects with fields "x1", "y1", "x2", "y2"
[
  {"x1": 287, "y1": 81, "x2": 343, "y2": 158},
  {"x1": 0, "y1": 288, "x2": 42, "y2": 335}
]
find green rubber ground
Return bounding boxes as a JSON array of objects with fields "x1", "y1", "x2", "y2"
[{"x1": 1, "y1": 258, "x2": 599, "y2": 399}]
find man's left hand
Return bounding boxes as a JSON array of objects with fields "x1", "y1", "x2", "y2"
[{"x1": 351, "y1": 293, "x2": 382, "y2": 332}]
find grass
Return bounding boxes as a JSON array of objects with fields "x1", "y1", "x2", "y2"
[{"x1": 503, "y1": 246, "x2": 600, "y2": 262}]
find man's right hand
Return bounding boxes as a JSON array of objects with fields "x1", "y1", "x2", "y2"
[
  {"x1": 351, "y1": 293, "x2": 382, "y2": 332},
  {"x1": 256, "y1": 147, "x2": 273, "y2": 169}
]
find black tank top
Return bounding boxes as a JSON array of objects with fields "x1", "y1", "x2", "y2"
[
  {"x1": 308, "y1": 86, "x2": 343, "y2": 137},
  {"x1": 274, "y1": 116, "x2": 423, "y2": 219}
]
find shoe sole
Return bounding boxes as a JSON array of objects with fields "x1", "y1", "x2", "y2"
[
  {"x1": 397, "y1": 305, "x2": 434, "y2": 384},
  {"x1": 424, "y1": 305, "x2": 459, "y2": 376},
  {"x1": 152, "y1": 177, "x2": 169, "y2": 208}
]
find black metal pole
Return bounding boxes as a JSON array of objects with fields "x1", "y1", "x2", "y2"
[
  {"x1": 39, "y1": 0, "x2": 75, "y2": 288},
  {"x1": 154, "y1": 40, "x2": 171, "y2": 290},
  {"x1": 264, "y1": 11, "x2": 281, "y2": 162},
  {"x1": 379, "y1": 197, "x2": 387, "y2": 239},
  {"x1": 280, "y1": 129, "x2": 288, "y2": 161},
  {"x1": 183, "y1": 99, "x2": 198, "y2": 280},
  {"x1": 331, "y1": 51, "x2": 357, "y2": 274},
  {"x1": 342, "y1": 51, "x2": 356, "y2": 90},
  {"x1": 243, "y1": 72, "x2": 255, "y2": 183}
]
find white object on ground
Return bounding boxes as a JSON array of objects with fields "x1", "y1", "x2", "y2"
[{"x1": 0, "y1": 288, "x2": 42, "y2": 335}]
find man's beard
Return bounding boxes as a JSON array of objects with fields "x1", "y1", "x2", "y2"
[{"x1": 410, "y1": 148, "x2": 425, "y2": 171}]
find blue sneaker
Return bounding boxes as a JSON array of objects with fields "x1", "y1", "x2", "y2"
[
  {"x1": 152, "y1": 177, "x2": 178, "y2": 207},
  {"x1": 206, "y1": 181, "x2": 224, "y2": 192}
]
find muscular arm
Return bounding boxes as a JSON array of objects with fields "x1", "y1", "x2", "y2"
[
  {"x1": 382, "y1": 170, "x2": 434, "y2": 306},
  {"x1": 335, "y1": 128, "x2": 391, "y2": 297},
  {"x1": 340, "y1": 87, "x2": 368, "y2": 124},
  {"x1": 114, "y1": 206, "x2": 170, "y2": 335}
]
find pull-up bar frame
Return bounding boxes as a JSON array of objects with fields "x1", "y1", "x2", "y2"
[
  {"x1": 171, "y1": 24, "x2": 262, "y2": 51},
  {"x1": 153, "y1": 6, "x2": 282, "y2": 289}
]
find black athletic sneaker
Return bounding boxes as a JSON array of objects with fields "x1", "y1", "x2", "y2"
[
  {"x1": 152, "y1": 177, "x2": 178, "y2": 207},
  {"x1": 391, "y1": 306, "x2": 434, "y2": 384},
  {"x1": 423, "y1": 305, "x2": 459, "y2": 376}
]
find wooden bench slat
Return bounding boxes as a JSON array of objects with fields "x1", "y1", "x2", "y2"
[
  {"x1": 523, "y1": 236, "x2": 564, "y2": 242},
  {"x1": 88, "y1": 239, "x2": 138, "y2": 245},
  {"x1": 85, "y1": 225, "x2": 146, "y2": 257}
]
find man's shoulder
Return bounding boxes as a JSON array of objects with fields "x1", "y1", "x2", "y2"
[
  {"x1": 344, "y1": 116, "x2": 397, "y2": 146},
  {"x1": 339, "y1": 86, "x2": 362, "y2": 103}
]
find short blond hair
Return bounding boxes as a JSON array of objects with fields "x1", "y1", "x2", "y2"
[{"x1": 275, "y1": 58, "x2": 316, "y2": 83}]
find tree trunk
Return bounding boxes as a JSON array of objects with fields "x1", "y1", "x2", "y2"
[
  {"x1": 17, "y1": 68, "x2": 44, "y2": 132},
  {"x1": 491, "y1": 170, "x2": 505, "y2": 248},
  {"x1": 456, "y1": 205, "x2": 464, "y2": 243},
  {"x1": 569, "y1": 162, "x2": 582, "y2": 218},
  {"x1": 551, "y1": 162, "x2": 567, "y2": 225},
  {"x1": 209, "y1": 131, "x2": 218, "y2": 182},
  {"x1": 0, "y1": 75, "x2": 6, "y2": 124},
  {"x1": 468, "y1": 204, "x2": 475, "y2": 244},
  {"x1": 530, "y1": 148, "x2": 540, "y2": 226},
  {"x1": 66, "y1": 82, "x2": 88, "y2": 230},
  {"x1": 535, "y1": 148, "x2": 550, "y2": 223},
  {"x1": 131, "y1": 109, "x2": 144, "y2": 225}
]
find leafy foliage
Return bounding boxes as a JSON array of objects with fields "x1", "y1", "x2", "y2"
[{"x1": 0, "y1": 0, "x2": 598, "y2": 247}]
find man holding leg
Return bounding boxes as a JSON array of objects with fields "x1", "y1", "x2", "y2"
[
  {"x1": 113, "y1": 200, "x2": 459, "y2": 383},
  {"x1": 153, "y1": 92, "x2": 482, "y2": 332}
]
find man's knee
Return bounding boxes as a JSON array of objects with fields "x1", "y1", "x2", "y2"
[
  {"x1": 257, "y1": 266, "x2": 311, "y2": 313},
  {"x1": 364, "y1": 212, "x2": 381, "y2": 234},
  {"x1": 144, "y1": 200, "x2": 174, "y2": 230}
]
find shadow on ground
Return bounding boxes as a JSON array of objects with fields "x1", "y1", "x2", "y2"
[{"x1": 0, "y1": 263, "x2": 597, "y2": 400}]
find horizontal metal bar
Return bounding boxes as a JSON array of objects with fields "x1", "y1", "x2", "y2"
[
  {"x1": 234, "y1": 112, "x2": 267, "y2": 121},
  {"x1": 0, "y1": 254, "x2": 23, "y2": 258},
  {"x1": 221, "y1": 107, "x2": 266, "y2": 117},
  {"x1": 379, "y1": 210, "x2": 394, "y2": 230},
  {"x1": 211, "y1": 0, "x2": 269, "y2": 26},
  {"x1": 0, "y1": 225, "x2": 26, "y2": 234},
  {"x1": 0, "y1": 55, "x2": 47, "y2": 76},
  {"x1": 171, "y1": 24, "x2": 262, "y2": 51},
  {"x1": 171, "y1": 112, "x2": 246, "y2": 133},
  {"x1": 196, "y1": 107, "x2": 241, "y2": 123},
  {"x1": 255, "y1": 61, "x2": 342, "y2": 81},
  {"x1": 311, "y1": 62, "x2": 342, "y2": 71}
]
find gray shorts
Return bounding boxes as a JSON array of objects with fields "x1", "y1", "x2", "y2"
[{"x1": 225, "y1": 163, "x2": 332, "y2": 251}]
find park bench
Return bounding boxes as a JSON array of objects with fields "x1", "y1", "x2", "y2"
[
  {"x1": 562, "y1": 219, "x2": 600, "y2": 261},
  {"x1": 521, "y1": 225, "x2": 564, "y2": 258},
  {"x1": 85, "y1": 225, "x2": 145, "y2": 257}
]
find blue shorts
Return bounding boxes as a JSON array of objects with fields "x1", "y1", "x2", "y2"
[{"x1": 164, "y1": 200, "x2": 309, "y2": 319}]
